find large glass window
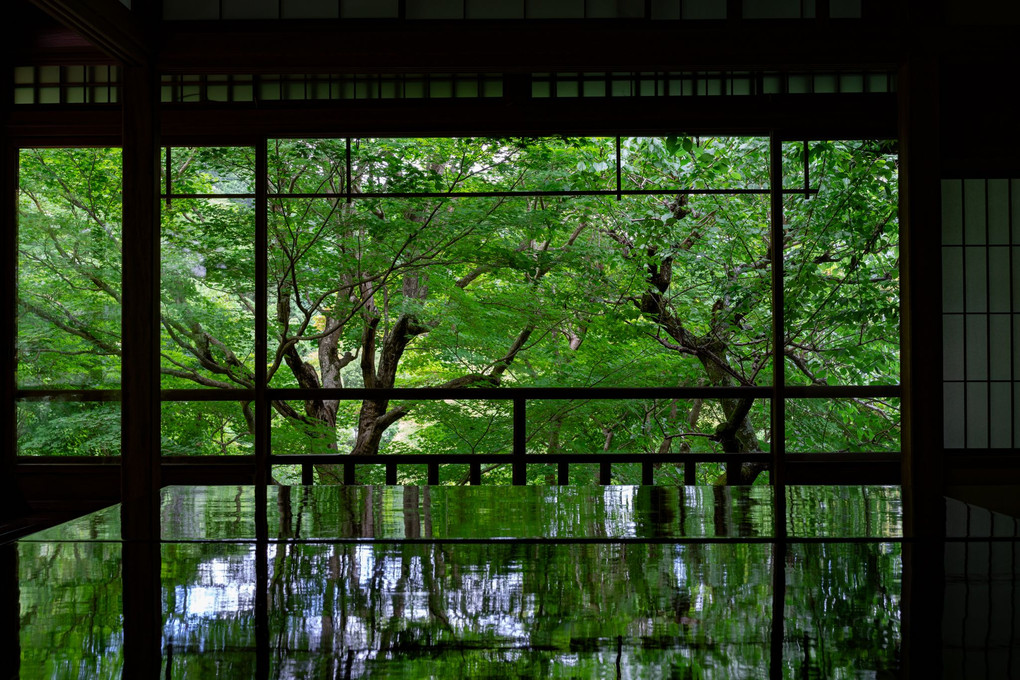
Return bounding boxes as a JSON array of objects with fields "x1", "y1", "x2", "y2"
[
  {"x1": 15, "y1": 138, "x2": 899, "y2": 482},
  {"x1": 16, "y1": 148, "x2": 122, "y2": 456},
  {"x1": 152, "y1": 136, "x2": 899, "y2": 484}
]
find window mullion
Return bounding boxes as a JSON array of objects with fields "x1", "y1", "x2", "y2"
[
  {"x1": 255, "y1": 139, "x2": 270, "y2": 519},
  {"x1": 770, "y1": 133, "x2": 787, "y2": 509}
]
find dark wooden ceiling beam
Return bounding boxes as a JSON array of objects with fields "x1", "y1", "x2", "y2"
[
  {"x1": 5, "y1": 94, "x2": 896, "y2": 143},
  {"x1": 158, "y1": 21, "x2": 900, "y2": 73},
  {"x1": 160, "y1": 96, "x2": 897, "y2": 141},
  {"x1": 29, "y1": 0, "x2": 149, "y2": 65}
]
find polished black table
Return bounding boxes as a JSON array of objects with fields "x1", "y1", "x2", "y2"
[{"x1": 6, "y1": 484, "x2": 1012, "y2": 678}]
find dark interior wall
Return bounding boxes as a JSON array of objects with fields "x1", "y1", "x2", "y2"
[
  {"x1": 940, "y1": 60, "x2": 1020, "y2": 176},
  {"x1": 944, "y1": 0, "x2": 1020, "y2": 25},
  {"x1": 938, "y1": 46, "x2": 1020, "y2": 488}
]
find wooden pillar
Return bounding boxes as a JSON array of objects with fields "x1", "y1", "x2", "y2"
[
  {"x1": 899, "y1": 52, "x2": 945, "y2": 538},
  {"x1": 898, "y1": 36, "x2": 945, "y2": 680},
  {"x1": 2, "y1": 53, "x2": 28, "y2": 520},
  {"x1": 120, "y1": 61, "x2": 161, "y2": 538},
  {"x1": 119, "y1": 61, "x2": 162, "y2": 676}
]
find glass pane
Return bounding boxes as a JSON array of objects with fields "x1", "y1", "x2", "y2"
[
  {"x1": 682, "y1": 0, "x2": 726, "y2": 19},
  {"x1": 530, "y1": 397, "x2": 771, "y2": 485},
  {"x1": 342, "y1": 0, "x2": 398, "y2": 17},
  {"x1": 526, "y1": 0, "x2": 584, "y2": 17},
  {"x1": 783, "y1": 140, "x2": 899, "y2": 386},
  {"x1": 161, "y1": 401, "x2": 255, "y2": 456},
  {"x1": 388, "y1": 399, "x2": 513, "y2": 455},
  {"x1": 271, "y1": 396, "x2": 510, "y2": 484},
  {"x1": 830, "y1": 0, "x2": 861, "y2": 18},
  {"x1": 466, "y1": 0, "x2": 524, "y2": 18},
  {"x1": 18, "y1": 148, "x2": 122, "y2": 389},
  {"x1": 406, "y1": 0, "x2": 463, "y2": 18},
  {"x1": 167, "y1": 146, "x2": 256, "y2": 195},
  {"x1": 346, "y1": 137, "x2": 616, "y2": 194},
  {"x1": 282, "y1": 0, "x2": 339, "y2": 18},
  {"x1": 161, "y1": 196, "x2": 255, "y2": 390},
  {"x1": 621, "y1": 136, "x2": 770, "y2": 190},
  {"x1": 267, "y1": 191, "x2": 770, "y2": 393},
  {"x1": 268, "y1": 138, "x2": 346, "y2": 194},
  {"x1": 782, "y1": 140, "x2": 808, "y2": 190},
  {"x1": 221, "y1": 0, "x2": 277, "y2": 18},
  {"x1": 785, "y1": 397, "x2": 900, "y2": 453},
  {"x1": 17, "y1": 400, "x2": 121, "y2": 456},
  {"x1": 743, "y1": 0, "x2": 801, "y2": 19}
]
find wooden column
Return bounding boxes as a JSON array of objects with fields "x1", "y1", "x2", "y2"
[
  {"x1": 120, "y1": 62, "x2": 160, "y2": 539},
  {"x1": 2, "y1": 52, "x2": 28, "y2": 520},
  {"x1": 898, "y1": 41, "x2": 945, "y2": 680},
  {"x1": 899, "y1": 53, "x2": 945, "y2": 538},
  {"x1": 119, "y1": 61, "x2": 162, "y2": 676}
]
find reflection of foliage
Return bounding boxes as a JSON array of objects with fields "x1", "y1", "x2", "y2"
[
  {"x1": 17, "y1": 139, "x2": 900, "y2": 483},
  {"x1": 784, "y1": 541, "x2": 901, "y2": 678},
  {"x1": 17, "y1": 486, "x2": 900, "y2": 677},
  {"x1": 16, "y1": 542, "x2": 124, "y2": 679}
]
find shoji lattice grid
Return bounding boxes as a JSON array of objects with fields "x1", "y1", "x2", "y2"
[
  {"x1": 12, "y1": 66, "x2": 119, "y2": 105},
  {"x1": 158, "y1": 70, "x2": 894, "y2": 105},
  {"x1": 162, "y1": 0, "x2": 862, "y2": 20},
  {"x1": 531, "y1": 70, "x2": 894, "y2": 98},
  {"x1": 942, "y1": 179, "x2": 1020, "y2": 449},
  {"x1": 160, "y1": 73, "x2": 503, "y2": 103}
]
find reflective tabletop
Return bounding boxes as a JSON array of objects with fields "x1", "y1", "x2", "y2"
[{"x1": 6, "y1": 485, "x2": 1012, "y2": 678}]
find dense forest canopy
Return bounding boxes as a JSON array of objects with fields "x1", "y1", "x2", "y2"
[{"x1": 16, "y1": 137, "x2": 900, "y2": 484}]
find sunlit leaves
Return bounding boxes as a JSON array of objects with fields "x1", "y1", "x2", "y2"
[{"x1": 18, "y1": 138, "x2": 900, "y2": 468}]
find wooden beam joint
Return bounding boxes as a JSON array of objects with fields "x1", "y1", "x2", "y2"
[{"x1": 30, "y1": 0, "x2": 149, "y2": 65}]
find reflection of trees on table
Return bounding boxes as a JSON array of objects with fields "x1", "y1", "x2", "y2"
[
  {"x1": 17, "y1": 542, "x2": 124, "y2": 679},
  {"x1": 15, "y1": 485, "x2": 901, "y2": 678}
]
